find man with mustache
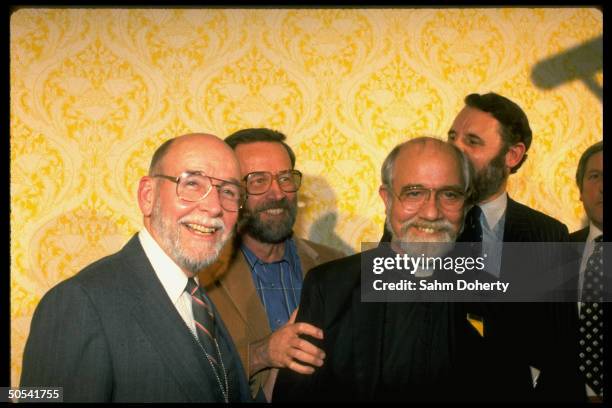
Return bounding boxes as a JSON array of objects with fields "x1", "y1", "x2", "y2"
[
  {"x1": 448, "y1": 92, "x2": 584, "y2": 401},
  {"x1": 204, "y1": 128, "x2": 344, "y2": 401},
  {"x1": 274, "y1": 137, "x2": 490, "y2": 402},
  {"x1": 21, "y1": 134, "x2": 252, "y2": 402}
]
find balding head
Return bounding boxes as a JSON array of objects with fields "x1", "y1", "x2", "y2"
[
  {"x1": 381, "y1": 137, "x2": 473, "y2": 197},
  {"x1": 148, "y1": 133, "x2": 238, "y2": 177}
]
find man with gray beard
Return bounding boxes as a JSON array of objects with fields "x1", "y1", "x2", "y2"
[
  {"x1": 21, "y1": 134, "x2": 252, "y2": 402},
  {"x1": 204, "y1": 128, "x2": 344, "y2": 401},
  {"x1": 274, "y1": 137, "x2": 495, "y2": 402}
]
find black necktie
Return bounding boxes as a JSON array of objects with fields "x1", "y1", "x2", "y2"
[
  {"x1": 461, "y1": 205, "x2": 483, "y2": 260},
  {"x1": 578, "y1": 235, "x2": 603, "y2": 396},
  {"x1": 463, "y1": 205, "x2": 483, "y2": 242}
]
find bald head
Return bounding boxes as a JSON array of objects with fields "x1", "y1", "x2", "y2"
[
  {"x1": 381, "y1": 137, "x2": 473, "y2": 195},
  {"x1": 149, "y1": 133, "x2": 238, "y2": 177}
]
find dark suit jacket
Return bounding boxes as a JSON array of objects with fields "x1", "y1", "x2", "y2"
[
  {"x1": 20, "y1": 235, "x2": 252, "y2": 402},
  {"x1": 376, "y1": 197, "x2": 585, "y2": 401},
  {"x1": 464, "y1": 197, "x2": 584, "y2": 402},
  {"x1": 569, "y1": 227, "x2": 590, "y2": 243},
  {"x1": 569, "y1": 226, "x2": 609, "y2": 398},
  {"x1": 273, "y1": 248, "x2": 500, "y2": 402}
]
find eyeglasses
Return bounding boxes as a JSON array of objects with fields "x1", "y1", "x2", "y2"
[
  {"x1": 153, "y1": 171, "x2": 246, "y2": 212},
  {"x1": 243, "y1": 170, "x2": 302, "y2": 195},
  {"x1": 389, "y1": 186, "x2": 466, "y2": 212}
]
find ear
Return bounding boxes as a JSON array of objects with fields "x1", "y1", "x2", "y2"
[
  {"x1": 138, "y1": 176, "x2": 156, "y2": 217},
  {"x1": 504, "y1": 142, "x2": 526, "y2": 170},
  {"x1": 379, "y1": 185, "x2": 391, "y2": 211}
]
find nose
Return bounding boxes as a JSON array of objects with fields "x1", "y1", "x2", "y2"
[
  {"x1": 197, "y1": 186, "x2": 223, "y2": 217},
  {"x1": 418, "y1": 191, "x2": 441, "y2": 221},
  {"x1": 267, "y1": 177, "x2": 287, "y2": 201},
  {"x1": 598, "y1": 177, "x2": 603, "y2": 194},
  {"x1": 450, "y1": 136, "x2": 467, "y2": 153}
]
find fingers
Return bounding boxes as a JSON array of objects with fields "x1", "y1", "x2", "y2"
[
  {"x1": 293, "y1": 322, "x2": 323, "y2": 339},
  {"x1": 287, "y1": 359, "x2": 316, "y2": 375},
  {"x1": 289, "y1": 346, "x2": 325, "y2": 367},
  {"x1": 288, "y1": 308, "x2": 298, "y2": 324},
  {"x1": 265, "y1": 321, "x2": 326, "y2": 373},
  {"x1": 290, "y1": 337, "x2": 325, "y2": 360}
]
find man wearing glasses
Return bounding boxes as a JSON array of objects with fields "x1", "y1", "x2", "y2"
[
  {"x1": 21, "y1": 134, "x2": 252, "y2": 402},
  {"x1": 274, "y1": 137, "x2": 488, "y2": 402},
  {"x1": 204, "y1": 128, "x2": 344, "y2": 401}
]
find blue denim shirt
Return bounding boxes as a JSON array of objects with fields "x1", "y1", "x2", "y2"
[{"x1": 242, "y1": 238, "x2": 303, "y2": 331}]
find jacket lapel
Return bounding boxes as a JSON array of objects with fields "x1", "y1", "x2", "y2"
[
  {"x1": 216, "y1": 251, "x2": 271, "y2": 341},
  {"x1": 119, "y1": 236, "x2": 221, "y2": 402},
  {"x1": 500, "y1": 197, "x2": 531, "y2": 280},
  {"x1": 502, "y1": 197, "x2": 530, "y2": 242}
]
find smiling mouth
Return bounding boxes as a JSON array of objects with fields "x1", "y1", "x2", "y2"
[
  {"x1": 414, "y1": 226, "x2": 438, "y2": 234},
  {"x1": 184, "y1": 223, "x2": 219, "y2": 235},
  {"x1": 262, "y1": 208, "x2": 285, "y2": 215}
]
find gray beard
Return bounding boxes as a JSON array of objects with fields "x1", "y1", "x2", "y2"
[
  {"x1": 172, "y1": 232, "x2": 230, "y2": 274},
  {"x1": 385, "y1": 209, "x2": 457, "y2": 258},
  {"x1": 241, "y1": 197, "x2": 297, "y2": 244},
  {"x1": 151, "y1": 200, "x2": 230, "y2": 275}
]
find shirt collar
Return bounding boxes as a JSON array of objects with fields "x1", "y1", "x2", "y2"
[
  {"x1": 478, "y1": 192, "x2": 507, "y2": 230},
  {"x1": 138, "y1": 228, "x2": 193, "y2": 305},
  {"x1": 587, "y1": 221, "x2": 603, "y2": 242},
  {"x1": 241, "y1": 238, "x2": 295, "y2": 267}
]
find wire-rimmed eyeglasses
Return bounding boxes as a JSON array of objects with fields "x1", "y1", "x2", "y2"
[
  {"x1": 153, "y1": 171, "x2": 246, "y2": 212},
  {"x1": 388, "y1": 186, "x2": 466, "y2": 212}
]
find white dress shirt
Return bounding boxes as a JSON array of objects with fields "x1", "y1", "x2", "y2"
[
  {"x1": 478, "y1": 192, "x2": 507, "y2": 278},
  {"x1": 138, "y1": 228, "x2": 198, "y2": 339}
]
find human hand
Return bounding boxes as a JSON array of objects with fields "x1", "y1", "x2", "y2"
[{"x1": 250, "y1": 309, "x2": 325, "y2": 375}]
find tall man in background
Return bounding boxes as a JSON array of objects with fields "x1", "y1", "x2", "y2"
[
  {"x1": 204, "y1": 128, "x2": 344, "y2": 401},
  {"x1": 448, "y1": 92, "x2": 584, "y2": 401},
  {"x1": 21, "y1": 134, "x2": 252, "y2": 402},
  {"x1": 570, "y1": 141, "x2": 604, "y2": 401}
]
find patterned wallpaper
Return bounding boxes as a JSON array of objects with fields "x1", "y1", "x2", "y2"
[{"x1": 10, "y1": 8, "x2": 602, "y2": 386}]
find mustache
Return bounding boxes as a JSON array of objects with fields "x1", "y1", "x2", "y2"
[
  {"x1": 400, "y1": 219, "x2": 454, "y2": 235},
  {"x1": 179, "y1": 216, "x2": 225, "y2": 231},
  {"x1": 252, "y1": 197, "x2": 292, "y2": 213}
]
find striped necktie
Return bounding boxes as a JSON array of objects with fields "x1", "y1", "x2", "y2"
[
  {"x1": 185, "y1": 278, "x2": 229, "y2": 401},
  {"x1": 578, "y1": 235, "x2": 603, "y2": 396},
  {"x1": 186, "y1": 278, "x2": 217, "y2": 360}
]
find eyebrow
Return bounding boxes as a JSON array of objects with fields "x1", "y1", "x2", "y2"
[
  {"x1": 399, "y1": 184, "x2": 464, "y2": 192},
  {"x1": 184, "y1": 170, "x2": 242, "y2": 186}
]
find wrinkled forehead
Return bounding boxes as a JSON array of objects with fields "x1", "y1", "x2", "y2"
[
  {"x1": 160, "y1": 138, "x2": 241, "y2": 183},
  {"x1": 234, "y1": 141, "x2": 293, "y2": 175},
  {"x1": 393, "y1": 142, "x2": 463, "y2": 187}
]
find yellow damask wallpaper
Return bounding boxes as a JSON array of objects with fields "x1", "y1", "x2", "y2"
[{"x1": 10, "y1": 8, "x2": 602, "y2": 386}]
